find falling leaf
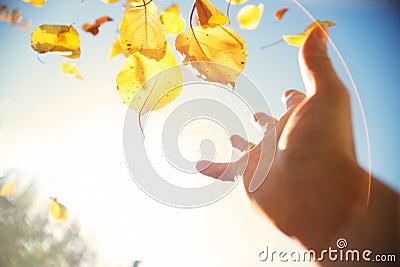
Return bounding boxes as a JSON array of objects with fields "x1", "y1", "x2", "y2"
[
  {"x1": 160, "y1": 4, "x2": 185, "y2": 35},
  {"x1": 275, "y1": 7, "x2": 288, "y2": 21},
  {"x1": 31, "y1": 25, "x2": 81, "y2": 58},
  {"x1": 0, "y1": 5, "x2": 7, "y2": 12},
  {"x1": 19, "y1": 19, "x2": 32, "y2": 30},
  {"x1": 83, "y1": 16, "x2": 113, "y2": 36},
  {"x1": 195, "y1": 0, "x2": 229, "y2": 28},
  {"x1": 49, "y1": 197, "x2": 69, "y2": 222},
  {"x1": 176, "y1": 25, "x2": 247, "y2": 87},
  {"x1": 283, "y1": 20, "x2": 336, "y2": 47},
  {"x1": 23, "y1": 0, "x2": 46, "y2": 7},
  {"x1": 0, "y1": 180, "x2": 16, "y2": 197},
  {"x1": 116, "y1": 43, "x2": 183, "y2": 113},
  {"x1": 224, "y1": 0, "x2": 248, "y2": 4},
  {"x1": 119, "y1": 2, "x2": 167, "y2": 60},
  {"x1": 61, "y1": 61, "x2": 83, "y2": 79},
  {"x1": 109, "y1": 39, "x2": 125, "y2": 60},
  {"x1": 9, "y1": 9, "x2": 21, "y2": 24},
  {"x1": 101, "y1": 0, "x2": 120, "y2": 3},
  {"x1": 0, "y1": 6, "x2": 10, "y2": 22},
  {"x1": 237, "y1": 3, "x2": 264, "y2": 30},
  {"x1": 125, "y1": 0, "x2": 146, "y2": 12}
]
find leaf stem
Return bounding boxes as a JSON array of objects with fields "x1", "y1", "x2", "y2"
[
  {"x1": 260, "y1": 39, "x2": 284, "y2": 50},
  {"x1": 138, "y1": 73, "x2": 162, "y2": 138},
  {"x1": 226, "y1": 0, "x2": 232, "y2": 23},
  {"x1": 189, "y1": 1, "x2": 208, "y2": 58},
  {"x1": 136, "y1": 0, "x2": 152, "y2": 8}
]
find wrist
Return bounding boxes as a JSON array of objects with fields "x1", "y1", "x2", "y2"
[{"x1": 294, "y1": 159, "x2": 370, "y2": 250}]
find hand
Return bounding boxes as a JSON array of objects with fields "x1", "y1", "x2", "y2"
[{"x1": 197, "y1": 25, "x2": 370, "y2": 249}]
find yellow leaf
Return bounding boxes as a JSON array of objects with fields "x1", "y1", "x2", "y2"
[
  {"x1": 175, "y1": 25, "x2": 247, "y2": 87},
  {"x1": 163, "y1": 3, "x2": 180, "y2": 14},
  {"x1": 119, "y1": 2, "x2": 167, "y2": 60},
  {"x1": 0, "y1": 180, "x2": 16, "y2": 197},
  {"x1": 109, "y1": 39, "x2": 125, "y2": 60},
  {"x1": 116, "y1": 43, "x2": 183, "y2": 113},
  {"x1": 237, "y1": 3, "x2": 264, "y2": 30},
  {"x1": 283, "y1": 20, "x2": 336, "y2": 47},
  {"x1": 125, "y1": 0, "x2": 145, "y2": 10},
  {"x1": 49, "y1": 197, "x2": 69, "y2": 222},
  {"x1": 225, "y1": 0, "x2": 247, "y2": 4},
  {"x1": 23, "y1": 0, "x2": 46, "y2": 7},
  {"x1": 195, "y1": 0, "x2": 229, "y2": 28},
  {"x1": 160, "y1": 4, "x2": 185, "y2": 35},
  {"x1": 275, "y1": 7, "x2": 288, "y2": 22},
  {"x1": 31, "y1": 25, "x2": 81, "y2": 58},
  {"x1": 102, "y1": 0, "x2": 120, "y2": 3},
  {"x1": 61, "y1": 61, "x2": 83, "y2": 79}
]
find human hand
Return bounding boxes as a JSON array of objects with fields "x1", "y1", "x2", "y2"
[{"x1": 196, "y1": 25, "x2": 370, "y2": 249}]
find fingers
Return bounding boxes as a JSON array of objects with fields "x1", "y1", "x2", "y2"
[
  {"x1": 299, "y1": 24, "x2": 348, "y2": 98},
  {"x1": 254, "y1": 112, "x2": 278, "y2": 133},
  {"x1": 196, "y1": 160, "x2": 235, "y2": 181},
  {"x1": 230, "y1": 134, "x2": 255, "y2": 152},
  {"x1": 281, "y1": 89, "x2": 306, "y2": 109}
]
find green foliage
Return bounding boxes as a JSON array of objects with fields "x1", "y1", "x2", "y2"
[{"x1": 0, "y1": 181, "x2": 96, "y2": 267}]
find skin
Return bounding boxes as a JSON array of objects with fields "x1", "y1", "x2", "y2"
[{"x1": 197, "y1": 26, "x2": 399, "y2": 265}]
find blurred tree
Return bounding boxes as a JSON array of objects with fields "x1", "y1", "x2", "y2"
[{"x1": 0, "y1": 179, "x2": 96, "y2": 267}]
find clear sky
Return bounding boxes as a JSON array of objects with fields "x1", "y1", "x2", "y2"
[{"x1": 0, "y1": 0, "x2": 399, "y2": 266}]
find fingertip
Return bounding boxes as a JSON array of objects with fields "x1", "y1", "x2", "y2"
[
  {"x1": 253, "y1": 112, "x2": 273, "y2": 127},
  {"x1": 281, "y1": 89, "x2": 306, "y2": 108},
  {"x1": 196, "y1": 160, "x2": 212, "y2": 172},
  {"x1": 281, "y1": 89, "x2": 299, "y2": 103},
  {"x1": 299, "y1": 22, "x2": 346, "y2": 96}
]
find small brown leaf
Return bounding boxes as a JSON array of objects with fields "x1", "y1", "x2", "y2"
[{"x1": 83, "y1": 16, "x2": 113, "y2": 36}]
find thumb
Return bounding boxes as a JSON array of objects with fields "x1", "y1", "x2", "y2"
[{"x1": 299, "y1": 24, "x2": 347, "y2": 97}]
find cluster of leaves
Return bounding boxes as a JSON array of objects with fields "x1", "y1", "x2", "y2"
[
  {"x1": 27, "y1": 0, "x2": 335, "y2": 117},
  {"x1": 19, "y1": 0, "x2": 336, "y2": 221},
  {"x1": 0, "y1": 4, "x2": 31, "y2": 30},
  {"x1": 0, "y1": 178, "x2": 95, "y2": 266}
]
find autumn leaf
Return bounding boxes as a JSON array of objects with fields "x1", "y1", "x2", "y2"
[
  {"x1": 116, "y1": 42, "x2": 183, "y2": 113},
  {"x1": 49, "y1": 197, "x2": 69, "y2": 222},
  {"x1": 0, "y1": 180, "x2": 16, "y2": 197},
  {"x1": 9, "y1": 9, "x2": 21, "y2": 24},
  {"x1": 176, "y1": 25, "x2": 247, "y2": 87},
  {"x1": 237, "y1": 3, "x2": 264, "y2": 30},
  {"x1": 0, "y1": 5, "x2": 9, "y2": 22},
  {"x1": 109, "y1": 39, "x2": 125, "y2": 60},
  {"x1": 83, "y1": 16, "x2": 113, "y2": 36},
  {"x1": 61, "y1": 61, "x2": 83, "y2": 79},
  {"x1": 124, "y1": 0, "x2": 145, "y2": 12},
  {"x1": 283, "y1": 20, "x2": 336, "y2": 47},
  {"x1": 195, "y1": 0, "x2": 229, "y2": 28},
  {"x1": 119, "y1": 2, "x2": 167, "y2": 60},
  {"x1": 19, "y1": 19, "x2": 31, "y2": 30},
  {"x1": 275, "y1": 7, "x2": 288, "y2": 22},
  {"x1": 23, "y1": 0, "x2": 46, "y2": 7},
  {"x1": 31, "y1": 25, "x2": 81, "y2": 58},
  {"x1": 101, "y1": 0, "x2": 120, "y2": 3},
  {"x1": 160, "y1": 4, "x2": 186, "y2": 35}
]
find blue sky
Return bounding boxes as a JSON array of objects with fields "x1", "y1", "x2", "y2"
[{"x1": 0, "y1": 0, "x2": 399, "y2": 266}]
